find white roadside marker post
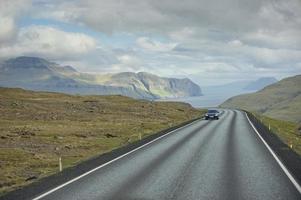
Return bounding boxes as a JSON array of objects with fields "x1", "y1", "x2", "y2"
[
  {"x1": 269, "y1": 123, "x2": 271, "y2": 131},
  {"x1": 139, "y1": 133, "x2": 142, "y2": 140},
  {"x1": 59, "y1": 157, "x2": 62, "y2": 172}
]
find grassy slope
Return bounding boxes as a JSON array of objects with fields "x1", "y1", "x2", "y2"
[
  {"x1": 252, "y1": 113, "x2": 301, "y2": 156},
  {"x1": 0, "y1": 87, "x2": 204, "y2": 195},
  {"x1": 220, "y1": 75, "x2": 301, "y2": 123},
  {"x1": 220, "y1": 75, "x2": 301, "y2": 156},
  {"x1": 67, "y1": 73, "x2": 114, "y2": 85}
]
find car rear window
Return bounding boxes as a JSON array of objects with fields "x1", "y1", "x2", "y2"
[{"x1": 208, "y1": 110, "x2": 218, "y2": 113}]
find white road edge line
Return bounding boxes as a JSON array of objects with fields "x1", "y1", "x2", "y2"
[
  {"x1": 245, "y1": 113, "x2": 301, "y2": 194},
  {"x1": 32, "y1": 118, "x2": 202, "y2": 200}
]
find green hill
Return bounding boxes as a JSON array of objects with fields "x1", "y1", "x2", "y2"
[{"x1": 220, "y1": 75, "x2": 301, "y2": 123}]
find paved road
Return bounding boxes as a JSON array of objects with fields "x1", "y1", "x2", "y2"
[{"x1": 33, "y1": 110, "x2": 300, "y2": 200}]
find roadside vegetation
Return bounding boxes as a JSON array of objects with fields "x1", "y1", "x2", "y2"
[
  {"x1": 252, "y1": 113, "x2": 301, "y2": 156},
  {"x1": 0, "y1": 87, "x2": 204, "y2": 195}
]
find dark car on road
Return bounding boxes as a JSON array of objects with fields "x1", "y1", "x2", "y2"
[{"x1": 205, "y1": 109, "x2": 220, "y2": 120}]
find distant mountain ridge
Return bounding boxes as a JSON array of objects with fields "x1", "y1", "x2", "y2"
[
  {"x1": 0, "y1": 56, "x2": 202, "y2": 99},
  {"x1": 198, "y1": 78, "x2": 278, "y2": 106},
  {"x1": 243, "y1": 77, "x2": 277, "y2": 91},
  {"x1": 220, "y1": 75, "x2": 301, "y2": 123}
]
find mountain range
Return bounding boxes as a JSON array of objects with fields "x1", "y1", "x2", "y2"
[
  {"x1": 0, "y1": 56, "x2": 202, "y2": 100},
  {"x1": 202, "y1": 76, "x2": 277, "y2": 94},
  {"x1": 194, "y1": 77, "x2": 277, "y2": 107},
  {"x1": 220, "y1": 75, "x2": 301, "y2": 123},
  {"x1": 243, "y1": 77, "x2": 278, "y2": 91}
]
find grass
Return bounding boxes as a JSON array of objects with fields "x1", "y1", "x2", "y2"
[
  {"x1": 150, "y1": 88, "x2": 173, "y2": 97},
  {"x1": 252, "y1": 113, "x2": 301, "y2": 156},
  {"x1": 0, "y1": 87, "x2": 205, "y2": 195}
]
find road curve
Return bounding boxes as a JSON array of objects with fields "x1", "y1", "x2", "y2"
[{"x1": 33, "y1": 109, "x2": 300, "y2": 200}]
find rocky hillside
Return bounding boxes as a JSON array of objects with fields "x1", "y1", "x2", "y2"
[
  {"x1": 220, "y1": 75, "x2": 301, "y2": 123},
  {"x1": 0, "y1": 57, "x2": 202, "y2": 100},
  {"x1": 104, "y1": 72, "x2": 202, "y2": 98}
]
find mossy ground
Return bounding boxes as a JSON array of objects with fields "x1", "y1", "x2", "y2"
[{"x1": 0, "y1": 88, "x2": 204, "y2": 195}]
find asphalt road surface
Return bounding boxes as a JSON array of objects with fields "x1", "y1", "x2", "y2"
[{"x1": 33, "y1": 110, "x2": 300, "y2": 200}]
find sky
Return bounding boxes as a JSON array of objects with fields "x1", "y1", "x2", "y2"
[{"x1": 0, "y1": 0, "x2": 301, "y2": 86}]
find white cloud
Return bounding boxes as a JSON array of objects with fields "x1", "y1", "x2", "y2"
[
  {"x1": 0, "y1": 0, "x2": 31, "y2": 44},
  {"x1": 111, "y1": 54, "x2": 145, "y2": 72},
  {"x1": 117, "y1": 55, "x2": 139, "y2": 65},
  {"x1": 0, "y1": 17, "x2": 16, "y2": 44},
  {"x1": 169, "y1": 27, "x2": 197, "y2": 42},
  {"x1": 228, "y1": 40, "x2": 243, "y2": 47},
  {"x1": 248, "y1": 47, "x2": 301, "y2": 67},
  {"x1": 33, "y1": 0, "x2": 301, "y2": 36},
  {"x1": 0, "y1": 0, "x2": 300, "y2": 84},
  {"x1": 136, "y1": 37, "x2": 177, "y2": 52},
  {"x1": 0, "y1": 26, "x2": 97, "y2": 60},
  {"x1": 242, "y1": 29, "x2": 301, "y2": 50}
]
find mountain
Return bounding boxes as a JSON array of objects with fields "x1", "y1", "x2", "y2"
[
  {"x1": 220, "y1": 75, "x2": 301, "y2": 123},
  {"x1": 105, "y1": 72, "x2": 202, "y2": 98},
  {"x1": 202, "y1": 77, "x2": 277, "y2": 95},
  {"x1": 0, "y1": 56, "x2": 202, "y2": 99},
  {"x1": 199, "y1": 78, "x2": 276, "y2": 106},
  {"x1": 243, "y1": 77, "x2": 277, "y2": 91},
  {"x1": 203, "y1": 80, "x2": 250, "y2": 95}
]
